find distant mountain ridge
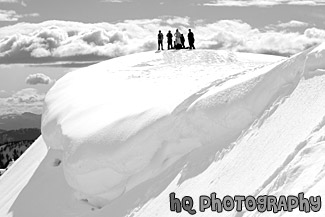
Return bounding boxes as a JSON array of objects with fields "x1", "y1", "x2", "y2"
[
  {"x1": 0, "y1": 112, "x2": 41, "y2": 131},
  {"x1": 0, "y1": 128, "x2": 41, "y2": 145}
]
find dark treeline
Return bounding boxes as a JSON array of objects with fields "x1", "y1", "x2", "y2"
[{"x1": 0, "y1": 140, "x2": 35, "y2": 169}]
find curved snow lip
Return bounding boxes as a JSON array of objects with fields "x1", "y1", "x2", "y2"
[{"x1": 41, "y1": 45, "x2": 324, "y2": 207}]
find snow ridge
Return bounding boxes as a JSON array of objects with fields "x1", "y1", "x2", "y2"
[
  {"x1": 1, "y1": 43, "x2": 325, "y2": 217},
  {"x1": 39, "y1": 44, "x2": 325, "y2": 208}
]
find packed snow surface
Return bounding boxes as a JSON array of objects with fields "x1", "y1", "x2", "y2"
[
  {"x1": 1, "y1": 44, "x2": 325, "y2": 217},
  {"x1": 42, "y1": 50, "x2": 287, "y2": 206}
]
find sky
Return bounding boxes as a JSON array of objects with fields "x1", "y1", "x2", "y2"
[
  {"x1": 0, "y1": 0, "x2": 325, "y2": 115},
  {"x1": 0, "y1": 0, "x2": 325, "y2": 27}
]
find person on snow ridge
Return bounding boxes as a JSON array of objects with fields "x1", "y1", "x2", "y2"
[
  {"x1": 180, "y1": 34, "x2": 185, "y2": 49},
  {"x1": 174, "y1": 29, "x2": 182, "y2": 49},
  {"x1": 166, "y1": 30, "x2": 173, "y2": 50},
  {"x1": 157, "y1": 30, "x2": 164, "y2": 50},
  {"x1": 188, "y1": 29, "x2": 195, "y2": 49}
]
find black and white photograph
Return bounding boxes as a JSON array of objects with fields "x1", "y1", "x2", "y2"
[{"x1": 0, "y1": 0, "x2": 325, "y2": 216}]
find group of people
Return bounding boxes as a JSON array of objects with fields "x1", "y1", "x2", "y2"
[{"x1": 157, "y1": 29, "x2": 195, "y2": 51}]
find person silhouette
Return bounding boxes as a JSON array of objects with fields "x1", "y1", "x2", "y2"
[
  {"x1": 180, "y1": 34, "x2": 185, "y2": 49},
  {"x1": 166, "y1": 30, "x2": 173, "y2": 50},
  {"x1": 188, "y1": 29, "x2": 195, "y2": 49},
  {"x1": 174, "y1": 29, "x2": 182, "y2": 49},
  {"x1": 157, "y1": 30, "x2": 164, "y2": 50}
]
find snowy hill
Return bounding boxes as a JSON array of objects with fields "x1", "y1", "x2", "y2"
[{"x1": 1, "y1": 45, "x2": 325, "y2": 217}]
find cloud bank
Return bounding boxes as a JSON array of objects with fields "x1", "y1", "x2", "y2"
[
  {"x1": 0, "y1": 88, "x2": 44, "y2": 115},
  {"x1": 276, "y1": 20, "x2": 309, "y2": 28},
  {"x1": 0, "y1": 10, "x2": 21, "y2": 21},
  {"x1": 0, "y1": 18, "x2": 324, "y2": 64},
  {"x1": 25, "y1": 73, "x2": 54, "y2": 85},
  {"x1": 0, "y1": 9, "x2": 38, "y2": 21},
  {"x1": 0, "y1": 0, "x2": 18, "y2": 3}
]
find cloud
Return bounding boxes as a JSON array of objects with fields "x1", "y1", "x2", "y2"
[
  {"x1": 276, "y1": 20, "x2": 309, "y2": 28},
  {"x1": 304, "y1": 27, "x2": 325, "y2": 39},
  {"x1": 202, "y1": 0, "x2": 325, "y2": 7},
  {"x1": 0, "y1": 10, "x2": 21, "y2": 21},
  {"x1": 0, "y1": 90, "x2": 10, "y2": 98},
  {"x1": 203, "y1": 0, "x2": 278, "y2": 7},
  {"x1": 0, "y1": 0, "x2": 27, "y2": 6},
  {"x1": 0, "y1": 19, "x2": 162, "y2": 64},
  {"x1": 8, "y1": 88, "x2": 44, "y2": 103},
  {"x1": 25, "y1": 73, "x2": 54, "y2": 85},
  {"x1": 163, "y1": 16, "x2": 190, "y2": 26},
  {"x1": 287, "y1": 0, "x2": 320, "y2": 5},
  {"x1": 265, "y1": 20, "x2": 310, "y2": 31},
  {"x1": 0, "y1": 9, "x2": 38, "y2": 21},
  {"x1": 0, "y1": 18, "x2": 324, "y2": 65},
  {"x1": 0, "y1": 0, "x2": 18, "y2": 2},
  {"x1": 0, "y1": 88, "x2": 45, "y2": 115},
  {"x1": 193, "y1": 20, "x2": 325, "y2": 56}
]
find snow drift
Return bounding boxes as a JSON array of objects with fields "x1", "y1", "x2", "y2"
[
  {"x1": 1, "y1": 43, "x2": 325, "y2": 217},
  {"x1": 41, "y1": 44, "x2": 321, "y2": 208}
]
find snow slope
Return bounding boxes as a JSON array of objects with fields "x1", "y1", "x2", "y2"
[
  {"x1": 0, "y1": 136, "x2": 47, "y2": 216},
  {"x1": 1, "y1": 44, "x2": 325, "y2": 217},
  {"x1": 42, "y1": 49, "x2": 285, "y2": 207}
]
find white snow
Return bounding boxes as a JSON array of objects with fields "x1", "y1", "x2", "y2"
[
  {"x1": 0, "y1": 136, "x2": 47, "y2": 216},
  {"x1": 1, "y1": 44, "x2": 325, "y2": 217},
  {"x1": 41, "y1": 50, "x2": 286, "y2": 207}
]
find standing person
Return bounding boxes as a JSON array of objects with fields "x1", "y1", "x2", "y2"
[
  {"x1": 166, "y1": 30, "x2": 173, "y2": 50},
  {"x1": 188, "y1": 29, "x2": 195, "y2": 49},
  {"x1": 174, "y1": 29, "x2": 182, "y2": 49},
  {"x1": 180, "y1": 34, "x2": 185, "y2": 49},
  {"x1": 157, "y1": 30, "x2": 164, "y2": 50}
]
